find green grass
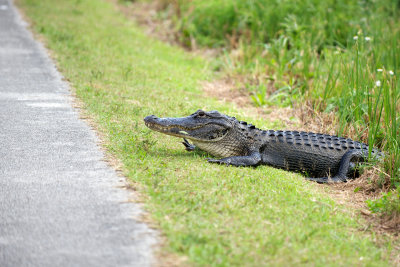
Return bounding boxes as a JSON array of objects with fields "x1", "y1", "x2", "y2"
[
  {"x1": 146, "y1": 0, "x2": 400, "y2": 188},
  {"x1": 367, "y1": 187, "x2": 400, "y2": 215},
  {"x1": 147, "y1": 0, "x2": 396, "y2": 49},
  {"x1": 18, "y1": 0, "x2": 396, "y2": 265}
]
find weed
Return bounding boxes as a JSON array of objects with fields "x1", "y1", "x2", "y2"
[
  {"x1": 249, "y1": 84, "x2": 267, "y2": 107},
  {"x1": 367, "y1": 188, "x2": 400, "y2": 215}
]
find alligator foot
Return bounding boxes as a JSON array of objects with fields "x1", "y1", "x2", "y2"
[
  {"x1": 207, "y1": 158, "x2": 230, "y2": 165},
  {"x1": 182, "y1": 138, "x2": 196, "y2": 151},
  {"x1": 306, "y1": 176, "x2": 347, "y2": 184}
]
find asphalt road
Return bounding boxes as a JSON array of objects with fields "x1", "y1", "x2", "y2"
[{"x1": 0, "y1": 0, "x2": 157, "y2": 266}]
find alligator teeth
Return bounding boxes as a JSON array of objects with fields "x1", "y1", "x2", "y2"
[{"x1": 179, "y1": 131, "x2": 189, "y2": 135}]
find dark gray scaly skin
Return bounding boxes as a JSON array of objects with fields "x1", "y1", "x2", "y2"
[{"x1": 144, "y1": 110, "x2": 382, "y2": 183}]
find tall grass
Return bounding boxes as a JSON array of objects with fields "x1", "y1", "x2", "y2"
[
  {"x1": 328, "y1": 37, "x2": 400, "y2": 188},
  {"x1": 155, "y1": 0, "x2": 392, "y2": 49}
]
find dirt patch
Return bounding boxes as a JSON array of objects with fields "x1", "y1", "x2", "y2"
[
  {"x1": 203, "y1": 78, "x2": 342, "y2": 134},
  {"x1": 115, "y1": 1, "x2": 177, "y2": 45},
  {"x1": 330, "y1": 174, "x2": 397, "y2": 224},
  {"x1": 203, "y1": 79, "x2": 304, "y2": 128},
  {"x1": 113, "y1": 0, "x2": 220, "y2": 59}
]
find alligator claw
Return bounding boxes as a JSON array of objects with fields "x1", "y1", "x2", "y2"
[
  {"x1": 207, "y1": 158, "x2": 219, "y2": 163},
  {"x1": 182, "y1": 138, "x2": 196, "y2": 151},
  {"x1": 207, "y1": 158, "x2": 225, "y2": 165},
  {"x1": 306, "y1": 177, "x2": 329, "y2": 184}
]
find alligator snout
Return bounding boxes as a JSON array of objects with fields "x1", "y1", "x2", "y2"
[
  {"x1": 144, "y1": 114, "x2": 175, "y2": 130},
  {"x1": 144, "y1": 114, "x2": 186, "y2": 136},
  {"x1": 144, "y1": 115, "x2": 158, "y2": 122}
]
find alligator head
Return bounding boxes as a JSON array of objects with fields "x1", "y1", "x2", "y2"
[{"x1": 144, "y1": 110, "x2": 233, "y2": 142}]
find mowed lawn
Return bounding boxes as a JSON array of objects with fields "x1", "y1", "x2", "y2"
[{"x1": 18, "y1": 0, "x2": 394, "y2": 265}]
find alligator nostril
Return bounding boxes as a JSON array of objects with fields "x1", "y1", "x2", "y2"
[{"x1": 144, "y1": 115, "x2": 158, "y2": 122}]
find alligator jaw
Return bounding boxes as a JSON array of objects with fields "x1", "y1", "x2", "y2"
[
  {"x1": 144, "y1": 113, "x2": 231, "y2": 142},
  {"x1": 144, "y1": 116, "x2": 193, "y2": 138}
]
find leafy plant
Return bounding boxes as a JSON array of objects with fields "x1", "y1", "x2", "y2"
[{"x1": 367, "y1": 188, "x2": 400, "y2": 215}]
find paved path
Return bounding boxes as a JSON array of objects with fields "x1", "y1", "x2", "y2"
[{"x1": 0, "y1": 0, "x2": 157, "y2": 266}]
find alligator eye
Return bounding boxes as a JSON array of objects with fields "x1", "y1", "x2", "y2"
[{"x1": 197, "y1": 110, "x2": 206, "y2": 117}]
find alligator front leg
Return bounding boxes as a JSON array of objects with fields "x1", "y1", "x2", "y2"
[
  {"x1": 207, "y1": 151, "x2": 262, "y2": 167},
  {"x1": 306, "y1": 150, "x2": 366, "y2": 183},
  {"x1": 182, "y1": 138, "x2": 196, "y2": 151}
]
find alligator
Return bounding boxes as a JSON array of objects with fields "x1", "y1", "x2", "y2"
[{"x1": 144, "y1": 110, "x2": 382, "y2": 183}]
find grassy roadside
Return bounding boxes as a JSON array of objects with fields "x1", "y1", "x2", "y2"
[{"x1": 18, "y1": 0, "x2": 396, "y2": 265}]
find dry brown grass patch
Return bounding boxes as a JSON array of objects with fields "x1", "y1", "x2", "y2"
[
  {"x1": 203, "y1": 79, "x2": 305, "y2": 129},
  {"x1": 114, "y1": 0, "x2": 178, "y2": 45},
  {"x1": 114, "y1": 0, "x2": 220, "y2": 59}
]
